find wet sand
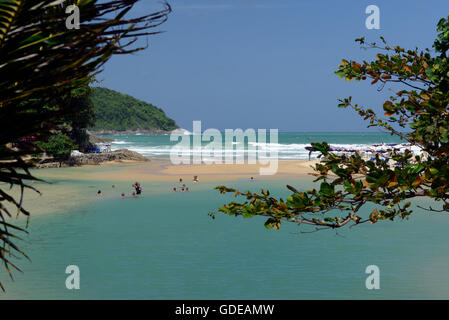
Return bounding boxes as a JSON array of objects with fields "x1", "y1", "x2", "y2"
[
  {"x1": 35, "y1": 159, "x2": 319, "y2": 182},
  {"x1": 2, "y1": 159, "x2": 319, "y2": 219}
]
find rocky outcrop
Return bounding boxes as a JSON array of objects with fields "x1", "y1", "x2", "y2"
[
  {"x1": 36, "y1": 149, "x2": 149, "y2": 168},
  {"x1": 88, "y1": 128, "x2": 191, "y2": 136},
  {"x1": 88, "y1": 134, "x2": 114, "y2": 144},
  {"x1": 36, "y1": 162, "x2": 62, "y2": 168},
  {"x1": 88, "y1": 129, "x2": 172, "y2": 135}
]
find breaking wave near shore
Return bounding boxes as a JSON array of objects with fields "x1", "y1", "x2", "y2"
[{"x1": 101, "y1": 133, "x2": 419, "y2": 161}]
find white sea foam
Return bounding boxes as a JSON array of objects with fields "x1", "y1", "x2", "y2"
[
  {"x1": 111, "y1": 140, "x2": 130, "y2": 145},
  {"x1": 110, "y1": 141, "x2": 421, "y2": 160}
]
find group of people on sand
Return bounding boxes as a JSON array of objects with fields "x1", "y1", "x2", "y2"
[
  {"x1": 172, "y1": 176, "x2": 199, "y2": 192},
  {"x1": 96, "y1": 182, "x2": 143, "y2": 199}
]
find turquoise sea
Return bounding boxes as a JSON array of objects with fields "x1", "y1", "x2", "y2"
[
  {"x1": 2, "y1": 133, "x2": 449, "y2": 299},
  {"x1": 105, "y1": 132, "x2": 407, "y2": 160}
]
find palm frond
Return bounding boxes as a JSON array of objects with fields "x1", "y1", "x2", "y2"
[{"x1": 0, "y1": 0, "x2": 171, "y2": 291}]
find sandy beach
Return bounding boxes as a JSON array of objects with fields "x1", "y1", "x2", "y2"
[{"x1": 34, "y1": 159, "x2": 320, "y2": 182}]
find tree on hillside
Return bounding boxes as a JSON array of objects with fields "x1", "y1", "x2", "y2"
[
  {"x1": 64, "y1": 84, "x2": 96, "y2": 151},
  {"x1": 28, "y1": 83, "x2": 95, "y2": 155},
  {"x1": 36, "y1": 133, "x2": 77, "y2": 159},
  {"x1": 212, "y1": 16, "x2": 449, "y2": 232},
  {"x1": 0, "y1": 0, "x2": 171, "y2": 290},
  {"x1": 90, "y1": 87, "x2": 178, "y2": 132}
]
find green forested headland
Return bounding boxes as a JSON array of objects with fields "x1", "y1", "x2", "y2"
[{"x1": 90, "y1": 87, "x2": 178, "y2": 132}]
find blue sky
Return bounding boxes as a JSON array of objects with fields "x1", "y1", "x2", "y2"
[{"x1": 98, "y1": 0, "x2": 449, "y2": 132}]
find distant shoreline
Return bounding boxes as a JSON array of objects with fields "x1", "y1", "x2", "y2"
[
  {"x1": 88, "y1": 128, "x2": 188, "y2": 136},
  {"x1": 89, "y1": 129, "x2": 172, "y2": 135}
]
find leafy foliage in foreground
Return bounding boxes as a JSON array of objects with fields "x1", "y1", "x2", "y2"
[
  {"x1": 212, "y1": 16, "x2": 449, "y2": 232},
  {"x1": 90, "y1": 87, "x2": 178, "y2": 132},
  {"x1": 0, "y1": 0, "x2": 170, "y2": 290}
]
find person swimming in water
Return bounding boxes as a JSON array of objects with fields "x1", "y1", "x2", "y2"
[
  {"x1": 132, "y1": 192, "x2": 136, "y2": 198},
  {"x1": 121, "y1": 193, "x2": 125, "y2": 199},
  {"x1": 173, "y1": 187, "x2": 177, "y2": 192},
  {"x1": 132, "y1": 182, "x2": 142, "y2": 195},
  {"x1": 97, "y1": 190, "x2": 102, "y2": 196}
]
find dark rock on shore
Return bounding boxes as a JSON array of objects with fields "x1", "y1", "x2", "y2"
[
  {"x1": 36, "y1": 149, "x2": 149, "y2": 168},
  {"x1": 88, "y1": 129, "x2": 172, "y2": 135},
  {"x1": 88, "y1": 134, "x2": 114, "y2": 144}
]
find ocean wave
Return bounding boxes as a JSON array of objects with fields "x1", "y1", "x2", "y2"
[
  {"x1": 110, "y1": 141, "x2": 421, "y2": 160},
  {"x1": 111, "y1": 140, "x2": 131, "y2": 145}
]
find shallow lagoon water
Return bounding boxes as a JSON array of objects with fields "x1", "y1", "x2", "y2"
[{"x1": 1, "y1": 176, "x2": 449, "y2": 299}]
